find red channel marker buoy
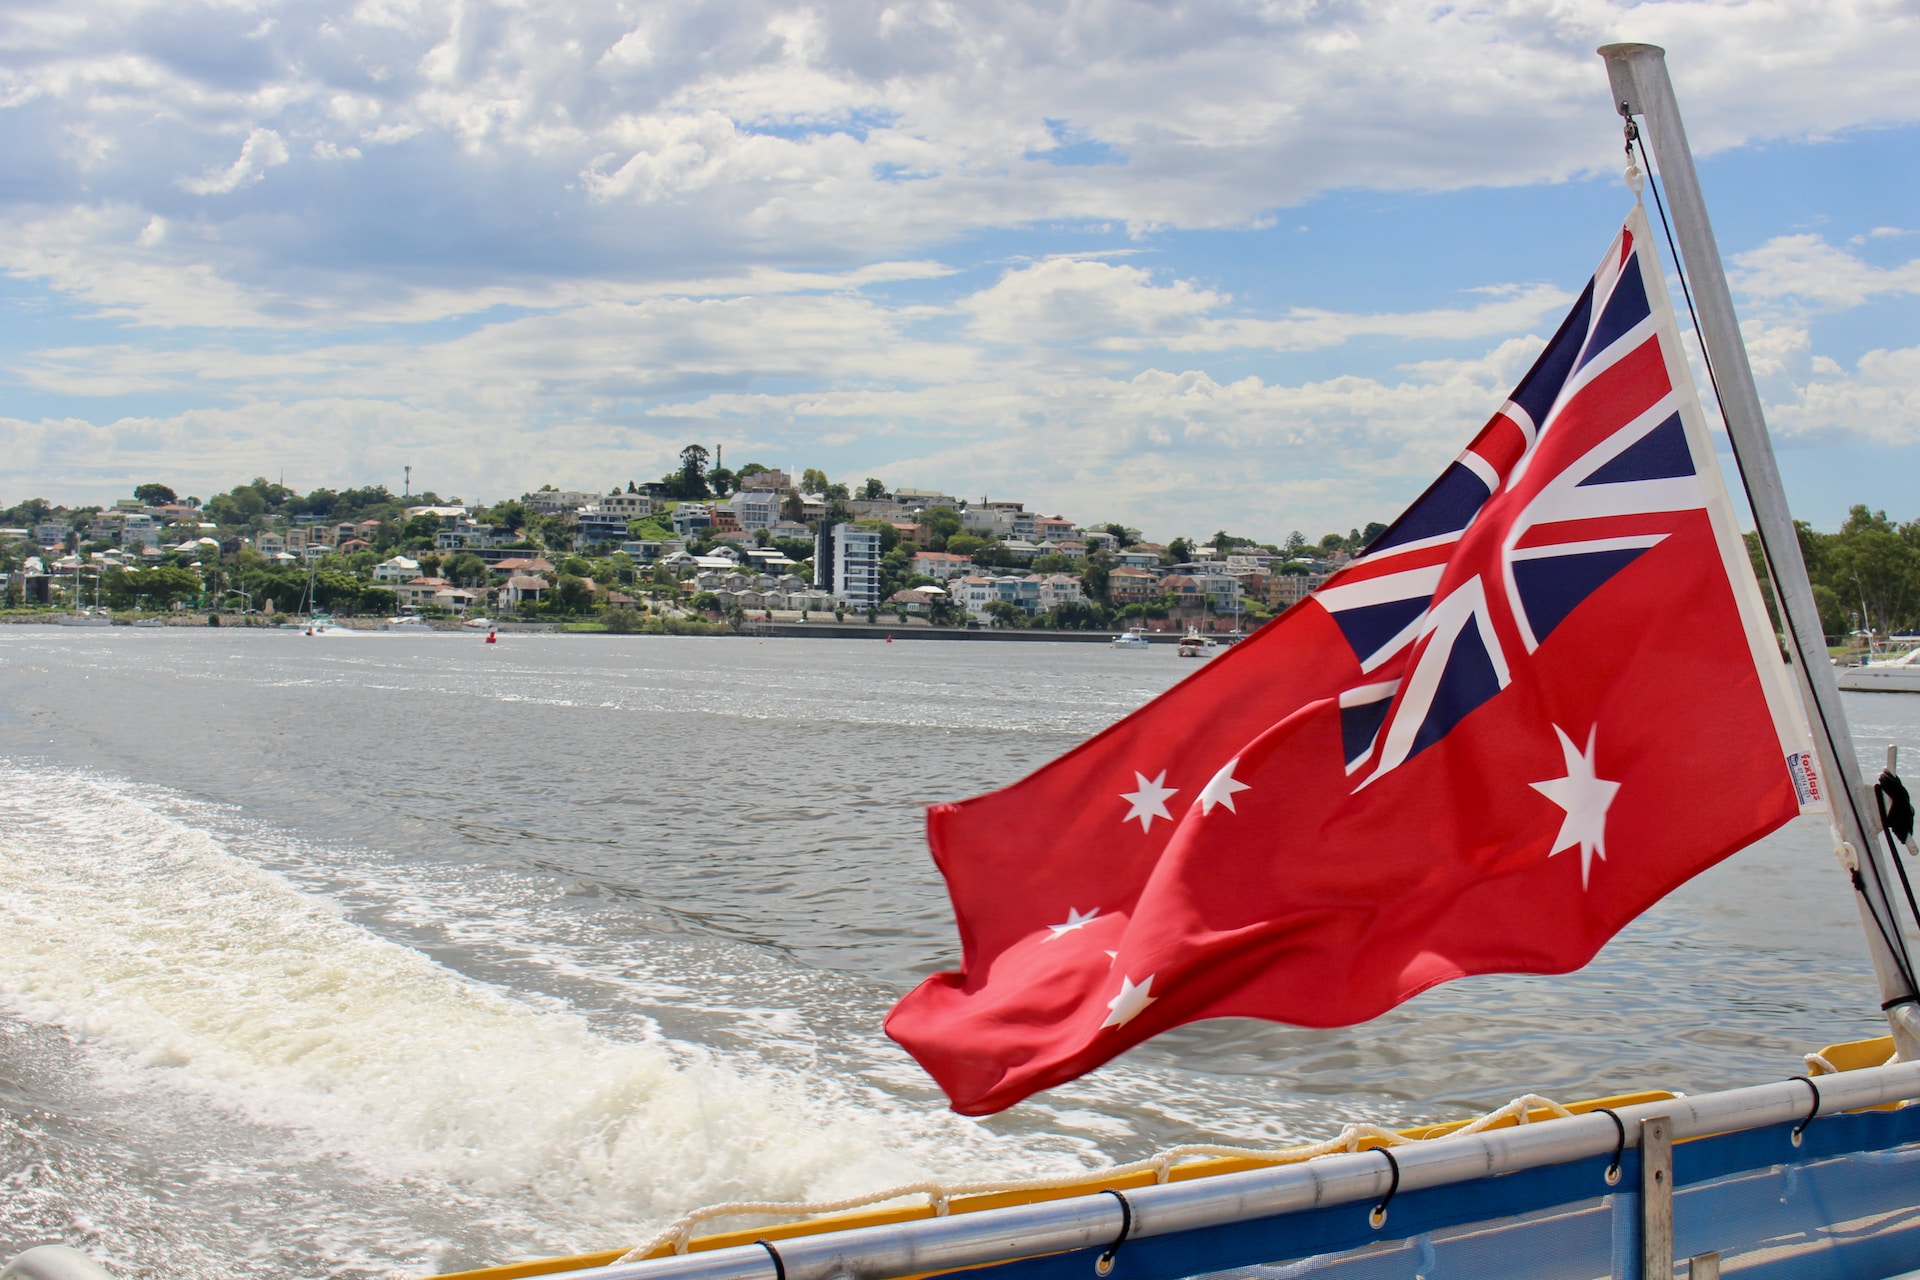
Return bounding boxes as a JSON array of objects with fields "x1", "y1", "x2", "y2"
[{"x1": 486, "y1": 630, "x2": 497, "y2": 644}]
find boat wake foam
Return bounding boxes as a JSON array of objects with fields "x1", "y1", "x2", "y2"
[{"x1": 0, "y1": 763, "x2": 1010, "y2": 1243}]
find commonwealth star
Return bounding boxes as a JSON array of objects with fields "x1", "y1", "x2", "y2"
[
  {"x1": 1528, "y1": 724, "x2": 1623, "y2": 889},
  {"x1": 1120, "y1": 771, "x2": 1178, "y2": 832}
]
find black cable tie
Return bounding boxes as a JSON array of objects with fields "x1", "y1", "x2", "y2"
[
  {"x1": 754, "y1": 1239, "x2": 787, "y2": 1280},
  {"x1": 1594, "y1": 1108, "x2": 1627, "y2": 1186},
  {"x1": 1789, "y1": 1075, "x2": 1822, "y2": 1148},
  {"x1": 1881, "y1": 994, "x2": 1920, "y2": 1012},
  {"x1": 1094, "y1": 1188, "x2": 1132, "y2": 1276},
  {"x1": 1368, "y1": 1148, "x2": 1400, "y2": 1229}
]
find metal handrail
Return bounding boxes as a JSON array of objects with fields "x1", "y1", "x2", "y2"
[{"x1": 546, "y1": 1062, "x2": 1920, "y2": 1280}]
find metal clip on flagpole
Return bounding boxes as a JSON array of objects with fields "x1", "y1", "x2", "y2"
[{"x1": 1596, "y1": 43, "x2": 1920, "y2": 1059}]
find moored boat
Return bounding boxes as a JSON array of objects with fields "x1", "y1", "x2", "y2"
[
  {"x1": 1838, "y1": 648, "x2": 1920, "y2": 694},
  {"x1": 1110, "y1": 626, "x2": 1151, "y2": 650}
]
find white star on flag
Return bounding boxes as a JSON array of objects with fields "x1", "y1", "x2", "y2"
[
  {"x1": 1120, "y1": 771, "x2": 1178, "y2": 832},
  {"x1": 1043, "y1": 906, "x2": 1099, "y2": 941},
  {"x1": 1528, "y1": 724, "x2": 1623, "y2": 889},
  {"x1": 1198, "y1": 757, "x2": 1251, "y2": 815},
  {"x1": 1101, "y1": 974, "x2": 1157, "y2": 1028}
]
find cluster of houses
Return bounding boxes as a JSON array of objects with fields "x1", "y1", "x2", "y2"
[{"x1": 6, "y1": 480, "x2": 1350, "y2": 626}]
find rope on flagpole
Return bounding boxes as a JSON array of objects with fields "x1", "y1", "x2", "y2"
[{"x1": 611, "y1": 1095, "x2": 1579, "y2": 1262}]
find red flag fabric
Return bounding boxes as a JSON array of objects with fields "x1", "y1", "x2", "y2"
[{"x1": 886, "y1": 210, "x2": 1820, "y2": 1116}]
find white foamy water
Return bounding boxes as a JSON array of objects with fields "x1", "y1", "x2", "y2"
[
  {"x1": 0, "y1": 763, "x2": 1061, "y2": 1275},
  {"x1": 1, "y1": 629, "x2": 1917, "y2": 1276}
]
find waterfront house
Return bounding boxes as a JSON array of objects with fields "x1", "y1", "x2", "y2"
[
  {"x1": 1118, "y1": 567, "x2": 1161, "y2": 604},
  {"x1": 501, "y1": 575, "x2": 548, "y2": 606},
  {"x1": 372, "y1": 555, "x2": 421, "y2": 584},
  {"x1": 910, "y1": 551, "x2": 972, "y2": 580},
  {"x1": 396, "y1": 576, "x2": 452, "y2": 607}
]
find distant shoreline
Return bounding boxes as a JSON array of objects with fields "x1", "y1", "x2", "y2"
[{"x1": 0, "y1": 612, "x2": 1225, "y2": 645}]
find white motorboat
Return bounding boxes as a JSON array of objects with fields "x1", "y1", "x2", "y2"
[
  {"x1": 381, "y1": 615, "x2": 434, "y2": 633},
  {"x1": 58, "y1": 610, "x2": 112, "y2": 627},
  {"x1": 1110, "y1": 627, "x2": 1151, "y2": 650},
  {"x1": 1837, "y1": 647, "x2": 1920, "y2": 693},
  {"x1": 462, "y1": 615, "x2": 494, "y2": 630},
  {"x1": 1177, "y1": 628, "x2": 1219, "y2": 658}
]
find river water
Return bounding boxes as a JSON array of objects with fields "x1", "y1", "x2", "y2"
[{"x1": 1, "y1": 629, "x2": 1916, "y2": 1277}]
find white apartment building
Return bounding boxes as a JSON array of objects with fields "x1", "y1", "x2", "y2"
[{"x1": 831, "y1": 523, "x2": 882, "y2": 611}]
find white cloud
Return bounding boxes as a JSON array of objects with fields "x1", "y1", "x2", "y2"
[
  {"x1": 1731, "y1": 234, "x2": 1920, "y2": 313},
  {"x1": 4, "y1": 0, "x2": 1920, "y2": 534},
  {"x1": 180, "y1": 128, "x2": 289, "y2": 196}
]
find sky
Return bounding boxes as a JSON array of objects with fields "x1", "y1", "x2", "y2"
[{"x1": 2, "y1": 0, "x2": 1918, "y2": 545}]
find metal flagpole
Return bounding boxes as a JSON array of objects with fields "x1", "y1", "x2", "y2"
[{"x1": 1598, "y1": 43, "x2": 1920, "y2": 1058}]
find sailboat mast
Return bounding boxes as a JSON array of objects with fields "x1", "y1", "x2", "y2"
[{"x1": 1598, "y1": 43, "x2": 1920, "y2": 1056}]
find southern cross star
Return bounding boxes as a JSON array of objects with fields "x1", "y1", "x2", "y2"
[
  {"x1": 1043, "y1": 906, "x2": 1099, "y2": 941},
  {"x1": 1120, "y1": 771, "x2": 1178, "y2": 832},
  {"x1": 1101, "y1": 973, "x2": 1157, "y2": 1028},
  {"x1": 1198, "y1": 757, "x2": 1251, "y2": 815},
  {"x1": 1528, "y1": 724, "x2": 1623, "y2": 890}
]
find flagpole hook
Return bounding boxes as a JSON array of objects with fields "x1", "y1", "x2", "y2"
[
  {"x1": 1093, "y1": 1189, "x2": 1132, "y2": 1275},
  {"x1": 1596, "y1": 1107, "x2": 1626, "y2": 1185},
  {"x1": 1789, "y1": 1075, "x2": 1822, "y2": 1147},
  {"x1": 1368, "y1": 1148, "x2": 1400, "y2": 1229}
]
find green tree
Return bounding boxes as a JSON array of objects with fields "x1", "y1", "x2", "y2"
[
  {"x1": 444, "y1": 553, "x2": 487, "y2": 585},
  {"x1": 946, "y1": 532, "x2": 985, "y2": 558},
  {"x1": 554, "y1": 575, "x2": 594, "y2": 613},
  {"x1": 781, "y1": 489, "x2": 806, "y2": 523},
  {"x1": 679, "y1": 445, "x2": 713, "y2": 498},
  {"x1": 690, "y1": 591, "x2": 723, "y2": 614},
  {"x1": 1166, "y1": 537, "x2": 1191, "y2": 564},
  {"x1": 707, "y1": 466, "x2": 736, "y2": 496},
  {"x1": 983, "y1": 600, "x2": 1025, "y2": 628},
  {"x1": 922, "y1": 507, "x2": 963, "y2": 542},
  {"x1": 861, "y1": 477, "x2": 887, "y2": 500},
  {"x1": 801, "y1": 468, "x2": 830, "y2": 494},
  {"x1": 134, "y1": 483, "x2": 178, "y2": 506}
]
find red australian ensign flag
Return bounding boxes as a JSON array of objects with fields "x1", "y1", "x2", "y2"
[{"x1": 886, "y1": 208, "x2": 1824, "y2": 1116}]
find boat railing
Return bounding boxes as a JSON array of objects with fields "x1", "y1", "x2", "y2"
[{"x1": 496, "y1": 1059, "x2": 1920, "y2": 1280}]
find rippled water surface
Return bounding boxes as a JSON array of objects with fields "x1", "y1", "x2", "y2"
[{"x1": 2, "y1": 628, "x2": 1917, "y2": 1276}]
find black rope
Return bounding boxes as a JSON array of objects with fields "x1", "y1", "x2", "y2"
[
  {"x1": 1629, "y1": 125, "x2": 1724, "y2": 413},
  {"x1": 1876, "y1": 782, "x2": 1920, "y2": 942},
  {"x1": 1625, "y1": 113, "x2": 1920, "y2": 1008},
  {"x1": 1595, "y1": 1108, "x2": 1627, "y2": 1185},
  {"x1": 1094, "y1": 1188, "x2": 1132, "y2": 1275},
  {"x1": 754, "y1": 1239, "x2": 787, "y2": 1280},
  {"x1": 1368, "y1": 1148, "x2": 1400, "y2": 1229},
  {"x1": 1789, "y1": 1075, "x2": 1822, "y2": 1147}
]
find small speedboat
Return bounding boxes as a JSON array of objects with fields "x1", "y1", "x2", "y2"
[
  {"x1": 382, "y1": 615, "x2": 433, "y2": 632},
  {"x1": 462, "y1": 616, "x2": 494, "y2": 630},
  {"x1": 1111, "y1": 627, "x2": 1151, "y2": 650}
]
